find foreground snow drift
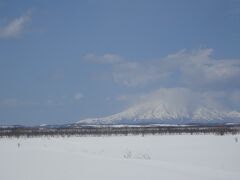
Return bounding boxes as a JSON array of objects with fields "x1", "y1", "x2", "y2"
[{"x1": 1, "y1": 135, "x2": 240, "y2": 180}]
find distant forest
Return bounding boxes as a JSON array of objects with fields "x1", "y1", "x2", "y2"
[{"x1": 0, "y1": 124, "x2": 240, "y2": 138}]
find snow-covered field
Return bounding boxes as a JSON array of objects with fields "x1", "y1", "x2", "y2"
[{"x1": 1, "y1": 135, "x2": 240, "y2": 180}]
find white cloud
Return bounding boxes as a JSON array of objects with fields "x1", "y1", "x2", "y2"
[
  {"x1": 74, "y1": 92, "x2": 84, "y2": 102},
  {"x1": 0, "y1": 11, "x2": 31, "y2": 38},
  {"x1": 86, "y1": 49, "x2": 240, "y2": 88},
  {"x1": 119, "y1": 88, "x2": 198, "y2": 109},
  {"x1": 162, "y1": 49, "x2": 240, "y2": 89},
  {"x1": 112, "y1": 62, "x2": 166, "y2": 86},
  {"x1": 83, "y1": 53, "x2": 123, "y2": 64},
  {"x1": 84, "y1": 54, "x2": 166, "y2": 86},
  {"x1": 85, "y1": 49, "x2": 240, "y2": 112},
  {"x1": 118, "y1": 87, "x2": 240, "y2": 114}
]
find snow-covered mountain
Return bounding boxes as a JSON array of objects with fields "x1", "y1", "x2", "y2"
[{"x1": 77, "y1": 101, "x2": 240, "y2": 125}]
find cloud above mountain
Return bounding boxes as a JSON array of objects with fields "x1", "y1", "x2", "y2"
[
  {"x1": 121, "y1": 88, "x2": 239, "y2": 112},
  {"x1": 85, "y1": 49, "x2": 240, "y2": 89},
  {"x1": 82, "y1": 49, "x2": 240, "y2": 121},
  {"x1": 162, "y1": 49, "x2": 240, "y2": 90},
  {"x1": 79, "y1": 87, "x2": 240, "y2": 124}
]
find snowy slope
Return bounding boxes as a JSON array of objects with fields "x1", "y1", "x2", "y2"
[
  {"x1": 78, "y1": 101, "x2": 240, "y2": 125},
  {"x1": 1, "y1": 135, "x2": 240, "y2": 180}
]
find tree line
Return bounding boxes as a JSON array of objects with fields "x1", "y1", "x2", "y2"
[{"x1": 0, "y1": 124, "x2": 240, "y2": 138}]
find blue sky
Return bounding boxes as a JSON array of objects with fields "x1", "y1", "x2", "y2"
[{"x1": 0, "y1": 0, "x2": 240, "y2": 125}]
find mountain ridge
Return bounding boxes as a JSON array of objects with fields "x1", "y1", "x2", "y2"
[{"x1": 77, "y1": 102, "x2": 240, "y2": 125}]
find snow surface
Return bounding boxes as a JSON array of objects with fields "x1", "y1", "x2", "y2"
[{"x1": 1, "y1": 135, "x2": 240, "y2": 180}]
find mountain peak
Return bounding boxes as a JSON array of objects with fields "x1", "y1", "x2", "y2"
[{"x1": 77, "y1": 101, "x2": 240, "y2": 125}]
